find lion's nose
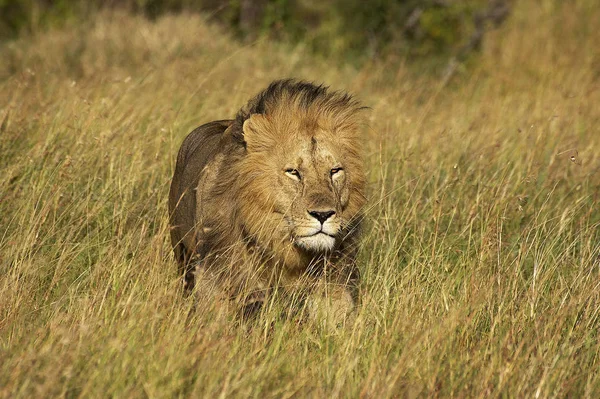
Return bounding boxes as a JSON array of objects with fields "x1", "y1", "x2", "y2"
[{"x1": 308, "y1": 210, "x2": 336, "y2": 224}]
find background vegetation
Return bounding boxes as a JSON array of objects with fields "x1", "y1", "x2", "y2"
[
  {"x1": 1, "y1": 0, "x2": 599, "y2": 397},
  {"x1": 1, "y1": 0, "x2": 509, "y2": 64}
]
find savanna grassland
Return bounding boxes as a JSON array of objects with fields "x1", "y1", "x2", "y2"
[{"x1": 1, "y1": 1, "x2": 600, "y2": 397}]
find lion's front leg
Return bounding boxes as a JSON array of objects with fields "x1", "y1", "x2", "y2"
[
  {"x1": 304, "y1": 258, "x2": 360, "y2": 328},
  {"x1": 192, "y1": 266, "x2": 232, "y2": 320},
  {"x1": 193, "y1": 268, "x2": 269, "y2": 323},
  {"x1": 306, "y1": 280, "x2": 357, "y2": 329}
]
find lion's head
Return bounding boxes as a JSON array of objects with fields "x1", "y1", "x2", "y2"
[{"x1": 229, "y1": 80, "x2": 366, "y2": 261}]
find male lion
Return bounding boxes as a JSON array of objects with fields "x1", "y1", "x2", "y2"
[{"x1": 168, "y1": 79, "x2": 366, "y2": 324}]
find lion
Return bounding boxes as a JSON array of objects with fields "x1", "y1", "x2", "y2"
[{"x1": 168, "y1": 79, "x2": 367, "y2": 325}]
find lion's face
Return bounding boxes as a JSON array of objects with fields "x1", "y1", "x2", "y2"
[
  {"x1": 238, "y1": 113, "x2": 365, "y2": 256},
  {"x1": 276, "y1": 134, "x2": 350, "y2": 252}
]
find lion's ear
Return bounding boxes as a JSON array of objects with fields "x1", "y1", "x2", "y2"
[{"x1": 242, "y1": 114, "x2": 271, "y2": 151}]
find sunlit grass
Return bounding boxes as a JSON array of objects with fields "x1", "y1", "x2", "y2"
[{"x1": 1, "y1": 2, "x2": 599, "y2": 397}]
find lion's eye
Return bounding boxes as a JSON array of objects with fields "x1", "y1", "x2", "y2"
[
  {"x1": 330, "y1": 167, "x2": 344, "y2": 177},
  {"x1": 285, "y1": 168, "x2": 301, "y2": 180}
]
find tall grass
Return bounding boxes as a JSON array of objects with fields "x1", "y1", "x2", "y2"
[{"x1": 1, "y1": 1, "x2": 599, "y2": 397}]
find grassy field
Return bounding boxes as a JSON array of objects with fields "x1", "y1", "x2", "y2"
[{"x1": 1, "y1": 1, "x2": 599, "y2": 397}]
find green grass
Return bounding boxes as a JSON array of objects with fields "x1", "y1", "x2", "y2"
[{"x1": 1, "y1": 2, "x2": 600, "y2": 397}]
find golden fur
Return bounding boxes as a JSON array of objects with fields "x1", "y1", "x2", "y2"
[{"x1": 168, "y1": 79, "x2": 367, "y2": 323}]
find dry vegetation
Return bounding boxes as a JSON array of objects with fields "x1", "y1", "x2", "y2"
[{"x1": 1, "y1": 1, "x2": 599, "y2": 397}]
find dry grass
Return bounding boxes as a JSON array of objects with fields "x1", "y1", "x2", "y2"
[{"x1": 1, "y1": 1, "x2": 599, "y2": 397}]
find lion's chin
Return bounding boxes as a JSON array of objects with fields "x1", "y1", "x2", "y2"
[{"x1": 295, "y1": 233, "x2": 336, "y2": 253}]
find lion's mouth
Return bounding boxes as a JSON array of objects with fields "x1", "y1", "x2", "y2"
[
  {"x1": 299, "y1": 231, "x2": 336, "y2": 239},
  {"x1": 294, "y1": 231, "x2": 336, "y2": 252}
]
